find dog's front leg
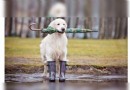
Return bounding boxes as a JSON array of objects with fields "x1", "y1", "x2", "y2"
[
  {"x1": 61, "y1": 47, "x2": 68, "y2": 62},
  {"x1": 59, "y1": 47, "x2": 68, "y2": 82},
  {"x1": 43, "y1": 62, "x2": 48, "y2": 77},
  {"x1": 45, "y1": 54, "x2": 56, "y2": 82},
  {"x1": 43, "y1": 54, "x2": 54, "y2": 78}
]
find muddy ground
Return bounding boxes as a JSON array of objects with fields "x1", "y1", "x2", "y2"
[
  {"x1": 5, "y1": 57, "x2": 127, "y2": 90},
  {"x1": 5, "y1": 57, "x2": 127, "y2": 75}
]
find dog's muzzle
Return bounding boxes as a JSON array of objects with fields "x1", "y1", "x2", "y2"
[{"x1": 58, "y1": 28, "x2": 65, "y2": 33}]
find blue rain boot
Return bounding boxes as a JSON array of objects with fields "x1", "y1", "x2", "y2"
[
  {"x1": 59, "y1": 61, "x2": 67, "y2": 82},
  {"x1": 47, "y1": 61, "x2": 56, "y2": 82}
]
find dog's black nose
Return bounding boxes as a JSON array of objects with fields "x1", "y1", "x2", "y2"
[{"x1": 61, "y1": 28, "x2": 65, "y2": 32}]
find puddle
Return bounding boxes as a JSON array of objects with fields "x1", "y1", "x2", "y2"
[
  {"x1": 5, "y1": 73, "x2": 127, "y2": 90},
  {"x1": 5, "y1": 73, "x2": 127, "y2": 83}
]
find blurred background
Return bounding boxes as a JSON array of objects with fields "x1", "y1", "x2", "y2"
[{"x1": 5, "y1": 0, "x2": 127, "y2": 39}]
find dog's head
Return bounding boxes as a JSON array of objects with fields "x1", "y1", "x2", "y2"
[{"x1": 49, "y1": 19, "x2": 67, "y2": 33}]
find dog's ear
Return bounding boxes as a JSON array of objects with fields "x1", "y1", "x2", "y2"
[
  {"x1": 47, "y1": 20, "x2": 56, "y2": 34},
  {"x1": 48, "y1": 20, "x2": 56, "y2": 28}
]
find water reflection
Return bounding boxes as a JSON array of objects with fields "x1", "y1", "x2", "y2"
[
  {"x1": 5, "y1": 73, "x2": 127, "y2": 90},
  {"x1": 6, "y1": 80, "x2": 127, "y2": 90}
]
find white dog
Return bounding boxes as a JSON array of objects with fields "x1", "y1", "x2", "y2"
[{"x1": 40, "y1": 18, "x2": 68, "y2": 78}]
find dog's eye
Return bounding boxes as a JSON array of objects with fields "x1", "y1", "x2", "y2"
[
  {"x1": 57, "y1": 23, "x2": 60, "y2": 25},
  {"x1": 63, "y1": 24, "x2": 65, "y2": 25}
]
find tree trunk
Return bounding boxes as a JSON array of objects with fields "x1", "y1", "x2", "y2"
[
  {"x1": 83, "y1": 18, "x2": 88, "y2": 39},
  {"x1": 5, "y1": 18, "x2": 12, "y2": 36},
  {"x1": 98, "y1": 18, "x2": 105, "y2": 39}
]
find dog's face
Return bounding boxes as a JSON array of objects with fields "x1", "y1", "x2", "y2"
[{"x1": 49, "y1": 19, "x2": 67, "y2": 33}]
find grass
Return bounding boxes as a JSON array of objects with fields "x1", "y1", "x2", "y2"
[{"x1": 5, "y1": 37, "x2": 127, "y2": 67}]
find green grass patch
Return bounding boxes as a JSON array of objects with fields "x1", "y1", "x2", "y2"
[{"x1": 5, "y1": 37, "x2": 127, "y2": 66}]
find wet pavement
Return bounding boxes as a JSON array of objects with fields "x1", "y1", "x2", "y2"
[{"x1": 5, "y1": 73, "x2": 127, "y2": 90}]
